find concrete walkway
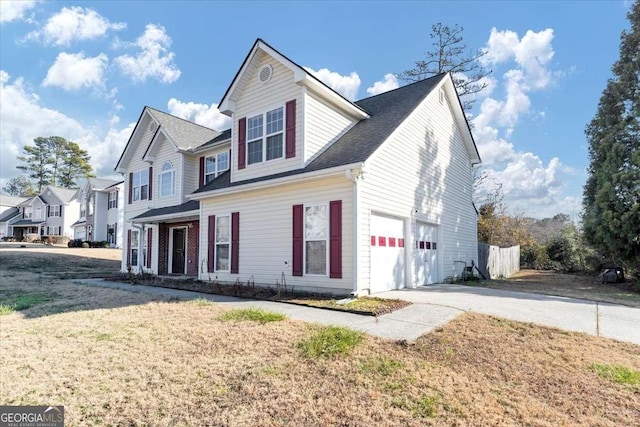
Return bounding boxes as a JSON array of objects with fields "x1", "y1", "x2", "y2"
[
  {"x1": 75, "y1": 279, "x2": 640, "y2": 345},
  {"x1": 75, "y1": 279, "x2": 460, "y2": 341},
  {"x1": 378, "y1": 284, "x2": 640, "y2": 345}
]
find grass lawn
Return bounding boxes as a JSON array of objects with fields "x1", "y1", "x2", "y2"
[{"x1": 1, "y1": 249, "x2": 639, "y2": 425}]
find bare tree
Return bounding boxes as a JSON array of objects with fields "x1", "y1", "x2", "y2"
[{"x1": 399, "y1": 23, "x2": 491, "y2": 111}]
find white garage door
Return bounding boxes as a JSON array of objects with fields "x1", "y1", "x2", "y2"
[
  {"x1": 415, "y1": 222, "x2": 438, "y2": 285},
  {"x1": 370, "y1": 214, "x2": 405, "y2": 293}
]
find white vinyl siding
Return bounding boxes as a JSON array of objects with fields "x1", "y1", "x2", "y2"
[
  {"x1": 303, "y1": 91, "x2": 357, "y2": 164},
  {"x1": 200, "y1": 175, "x2": 353, "y2": 294},
  {"x1": 359, "y1": 83, "x2": 477, "y2": 288},
  {"x1": 233, "y1": 52, "x2": 303, "y2": 182}
]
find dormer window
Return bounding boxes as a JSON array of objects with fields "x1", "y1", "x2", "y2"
[
  {"x1": 159, "y1": 161, "x2": 175, "y2": 197},
  {"x1": 246, "y1": 106, "x2": 284, "y2": 165}
]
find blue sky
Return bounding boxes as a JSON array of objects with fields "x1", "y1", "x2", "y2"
[{"x1": 0, "y1": 0, "x2": 632, "y2": 218}]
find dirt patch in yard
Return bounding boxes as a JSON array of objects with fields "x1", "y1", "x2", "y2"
[
  {"x1": 1, "y1": 247, "x2": 639, "y2": 426},
  {"x1": 477, "y1": 269, "x2": 640, "y2": 308}
]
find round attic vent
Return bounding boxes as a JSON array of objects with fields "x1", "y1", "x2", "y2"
[
  {"x1": 258, "y1": 64, "x2": 273, "y2": 83},
  {"x1": 149, "y1": 122, "x2": 157, "y2": 132}
]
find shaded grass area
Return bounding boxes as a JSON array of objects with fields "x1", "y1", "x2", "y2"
[
  {"x1": 218, "y1": 308, "x2": 286, "y2": 324},
  {"x1": 0, "y1": 290, "x2": 57, "y2": 315}
]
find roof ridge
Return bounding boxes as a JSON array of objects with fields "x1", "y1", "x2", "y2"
[
  {"x1": 146, "y1": 106, "x2": 220, "y2": 132},
  {"x1": 355, "y1": 72, "x2": 447, "y2": 104}
]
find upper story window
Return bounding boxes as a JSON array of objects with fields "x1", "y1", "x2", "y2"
[
  {"x1": 34, "y1": 207, "x2": 43, "y2": 220},
  {"x1": 88, "y1": 195, "x2": 94, "y2": 215},
  {"x1": 247, "y1": 106, "x2": 284, "y2": 165},
  {"x1": 49, "y1": 205, "x2": 61, "y2": 217},
  {"x1": 108, "y1": 191, "x2": 118, "y2": 209},
  {"x1": 159, "y1": 161, "x2": 175, "y2": 197},
  {"x1": 24, "y1": 207, "x2": 32, "y2": 219},
  {"x1": 80, "y1": 203, "x2": 86, "y2": 218},
  {"x1": 132, "y1": 169, "x2": 149, "y2": 201},
  {"x1": 205, "y1": 152, "x2": 230, "y2": 184}
]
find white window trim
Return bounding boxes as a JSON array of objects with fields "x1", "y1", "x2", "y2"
[
  {"x1": 214, "y1": 214, "x2": 231, "y2": 272},
  {"x1": 303, "y1": 203, "x2": 329, "y2": 277},
  {"x1": 159, "y1": 162, "x2": 176, "y2": 198},
  {"x1": 49, "y1": 205, "x2": 61, "y2": 217},
  {"x1": 108, "y1": 191, "x2": 118, "y2": 209},
  {"x1": 130, "y1": 230, "x2": 140, "y2": 267},
  {"x1": 132, "y1": 170, "x2": 149, "y2": 202},
  {"x1": 204, "y1": 151, "x2": 230, "y2": 184},
  {"x1": 246, "y1": 105, "x2": 285, "y2": 166}
]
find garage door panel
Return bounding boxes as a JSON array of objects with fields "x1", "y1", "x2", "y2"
[{"x1": 370, "y1": 214, "x2": 405, "y2": 294}]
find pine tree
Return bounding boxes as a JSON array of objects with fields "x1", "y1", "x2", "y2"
[
  {"x1": 16, "y1": 137, "x2": 54, "y2": 192},
  {"x1": 2, "y1": 176, "x2": 36, "y2": 197},
  {"x1": 398, "y1": 23, "x2": 491, "y2": 111},
  {"x1": 16, "y1": 136, "x2": 95, "y2": 191},
  {"x1": 582, "y1": 1, "x2": 640, "y2": 280}
]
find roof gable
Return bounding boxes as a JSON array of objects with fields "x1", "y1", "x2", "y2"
[
  {"x1": 218, "y1": 39, "x2": 369, "y2": 120},
  {"x1": 115, "y1": 107, "x2": 219, "y2": 172},
  {"x1": 41, "y1": 185, "x2": 78, "y2": 204}
]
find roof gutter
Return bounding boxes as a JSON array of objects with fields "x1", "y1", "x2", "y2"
[
  {"x1": 131, "y1": 210, "x2": 199, "y2": 224},
  {"x1": 188, "y1": 162, "x2": 365, "y2": 200}
]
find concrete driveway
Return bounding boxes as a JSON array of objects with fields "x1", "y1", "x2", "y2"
[{"x1": 378, "y1": 284, "x2": 640, "y2": 345}]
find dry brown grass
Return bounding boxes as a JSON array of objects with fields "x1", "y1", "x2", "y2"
[{"x1": 1, "y1": 249, "x2": 640, "y2": 426}]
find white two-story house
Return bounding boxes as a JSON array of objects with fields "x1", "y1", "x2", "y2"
[
  {"x1": 9, "y1": 185, "x2": 79, "y2": 241},
  {"x1": 117, "y1": 39, "x2": 480, "y2": 295},
  {"x1": 72, "y1": 178, "x2": 124, "y2": 247}
]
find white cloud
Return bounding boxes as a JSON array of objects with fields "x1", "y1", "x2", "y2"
[
  {"x1": 0, "y1": 0, "x2": 38, "y2": 23},
  {"x1": 366, "y1": 73, "x2": 399, "y2": 96},
  {"x1": 115, "y1": 24, "x2": 181, "y2": 84},
  {"x1": 28, "y1": 6, "x2": 125, "y2": 46},
  {"x1": 42, "y1": 52, "x2": 108, "y2": 91},
  {"x1": 304, "y1": 67, "x2": 360, "y2": 100},
  {"x1": 0, "y1": 70, "x2": 131, "y2": 188},
  {"x1": 167, "y1": 98, "x2": 231, "y2": 130}
]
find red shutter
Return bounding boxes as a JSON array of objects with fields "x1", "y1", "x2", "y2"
[
  {"x1": 329, "y1": 200, "x2": 342, "y2": 279},
  {"x1": 146, "y1": 228, "x2": 152, "y2": 268},
  {"x1": 208, "y1": 215, "x2": 216, "y2": 273},
  {"x1": 148, "y1": 166, "x2": 153, "y2": 200},
  {"x1": 292, "y1": 204, "x2": 303, "y2": 276},
  {"x1": 127, "y1": 230, "x2": 131, "y2": 265},
  {"x1": 231, "y1": 212, "x2": 240, "y2": 274},
  {"x1": 285, "y1": 100, "x2": 296, "y2": 159},
  {"x1": 199, "y1": 156, "x2": 205, "y2": 186},
  {"x1": 128, "y1": 173, "x2": 133, "y2": 204},
  {"x1": 238, "y1": 117, "x2": 246, "y2": 169}
]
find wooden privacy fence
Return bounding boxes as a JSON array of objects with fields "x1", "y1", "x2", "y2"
[{"x1": 477, "y1": 243, "x2": 520, "y2": 279}]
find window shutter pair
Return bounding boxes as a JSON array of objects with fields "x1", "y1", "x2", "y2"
[
  {"x1": 292, "y1": 200, "x2": 342, "y2": 278},
  {"x1": 237, "y1": 99, "x2": 296, "y2": 169},
  {"x1": 208, "y1": 213, "x2": 240, "y2": 273}
]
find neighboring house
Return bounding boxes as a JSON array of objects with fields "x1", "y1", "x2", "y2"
[
  {"x1": 8, "y1": 185, "x2": 79, "y2": 240},
  {"x1": 118, "y1": 39, "x2": 480, "y2": 295},
  {"x1": 0, "y1": 194, "x2": 27, "y2": 239},
  {"x1": 72, "y1": 178, "x2": 124, "y2": 247}
]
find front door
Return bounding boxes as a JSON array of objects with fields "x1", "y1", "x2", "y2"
[
  {"x1": 171, "y1": 228, "x2": 186, "y2": 274},
  {"x1": 415, "y1": 222, "x2": 438, "y2": 285}
]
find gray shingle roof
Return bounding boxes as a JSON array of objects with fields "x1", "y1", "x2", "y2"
[
  {"x1": 132, "y1": 200, "x2": 199, "y2": 221},
  {"x1": 147, "y1": 107, "x2": 220, "y2": 151},
  {"x1": 41, "y1": 186, "x2": 78, "y2": 204},
  {"x1": 87, "y1": 178, "x2": 122, "y2": 191},
  {"x1": 0, "y1": 207, "x2": 20, "y2": 222},
  {"x1": 0, "y1": 194, "x2": 28, "y2": 207},
  {"x1": 11, "y1": 219, "x2": 45, "y2": 226},
  {"x1": 200, "y1": 128, "x2": 231, "y2": 149},
  {"x1": 194, "y1": 74, "x2": 446, "y2": 194}
]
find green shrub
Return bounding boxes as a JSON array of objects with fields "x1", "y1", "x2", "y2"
[
  {"x1": 81, "y1": 242, "x2": 89, "y2": 248},
  {"x1": 298, "y1": 325, "x2": 364, "y2": 359}
]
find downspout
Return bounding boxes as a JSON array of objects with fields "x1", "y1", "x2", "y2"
[{"x1": 346, "y1": 167, "x2": 363, "y2": 296}]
